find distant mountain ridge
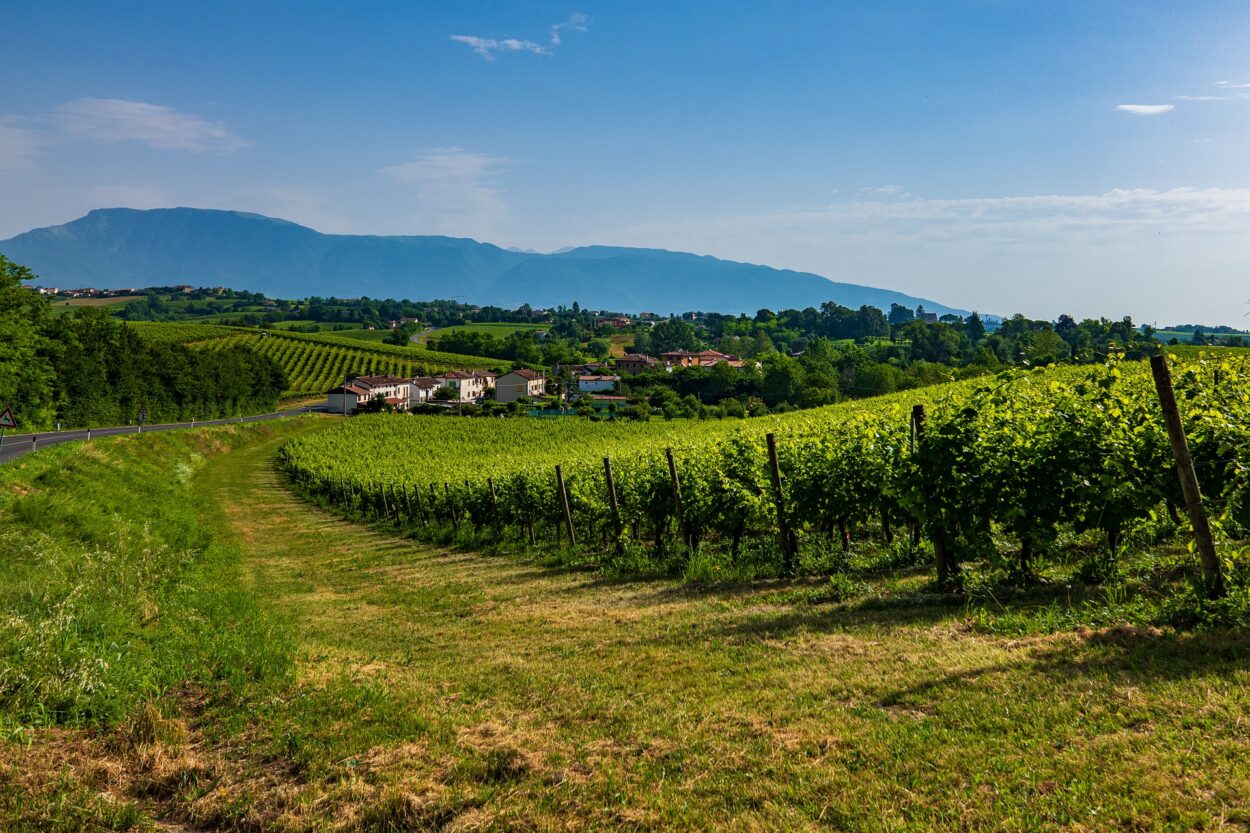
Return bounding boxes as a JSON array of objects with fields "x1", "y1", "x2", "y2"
[{"x1": 1, "y1": 207, "x2": 969, "y2": 316}]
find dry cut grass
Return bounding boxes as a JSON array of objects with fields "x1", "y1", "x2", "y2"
[{"x1": 9, "y1": 423, "x2": 1250, "y2": 831}]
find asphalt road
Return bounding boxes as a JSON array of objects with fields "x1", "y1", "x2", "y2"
[{"x1": 0, "y1": 406, "x2": 324, "y2": 464}]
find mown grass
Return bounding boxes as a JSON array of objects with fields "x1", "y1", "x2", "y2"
[
  {"x1": 0, "y1": 423, "x2": 301, "y2": 829},
  {"x1": 5, "y1": 420, "x2": 1250, "y2": 830}
]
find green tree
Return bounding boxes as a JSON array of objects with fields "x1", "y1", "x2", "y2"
[{"x1": 0, "y1": 256, "x2": 56, "y2": 430}]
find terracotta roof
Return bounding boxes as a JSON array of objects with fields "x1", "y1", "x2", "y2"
[
  {"x1": 411, "y1": 377, "x2": 439, "y2": 389},
  {"x1": 328, "y1": 384, "x2": 369, "y2": 396},
  {"x1": 502, "y1": 368, "x2": 544, "y2": 380},
  {"x1": 616, "y1": 354, "x2": 658, "y2": 363},
  {"x1": 578, "y1": 375, "x2": 620, "y2": 382},
  {"x1": 354, "y1": 374, "x2": 407, "y2": 387}
]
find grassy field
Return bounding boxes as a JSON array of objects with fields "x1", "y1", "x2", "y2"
[
  {"x1": 3, "y1": 419, "x2": 1249, "y2": 829},
  {"x1": 50, "y1": 295, "x2": 144, "y2": 308},
  {"x1": 420, "y1": 321, "x2": 546, "y2": 344}
]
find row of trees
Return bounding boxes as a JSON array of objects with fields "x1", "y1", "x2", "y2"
[{"x1": 1, "y1": 257, "x2": 287, "y2": 431}]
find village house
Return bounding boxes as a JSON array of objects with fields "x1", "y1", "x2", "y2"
[
  {"x1": 433, "y1": 369, "x2": 496, "y2": 403},
  {"x1": 326, "y1": 374, "x2": 412, "y2": 414},
  {"x1": 408, "y1": 377, "x2": 441, "y2": 406},
  {"x1": 594, "y1": 316, "x2": 632, "y2": 329},
  {"x1": 495, "y1": 369, "x2": 546, "y2": 403},
  {"x1": 577, "y1": 374, "x2": 620, "y2": 394},
  {"x1": 614, "y1": 354, "x2": 661, "y2": 374},
  {"x1": 556, "y1": 362, "x2": 609, "y2": 377},
  {"x1": 660, "y1": 349, "x2": 745, "y2": 370}
]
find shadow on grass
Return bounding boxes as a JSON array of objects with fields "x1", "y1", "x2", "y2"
[{"x1": 876, "y1": 626, "x2": 1250, "y2": 710}]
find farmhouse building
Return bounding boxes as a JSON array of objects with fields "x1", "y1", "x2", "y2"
[
  {"x1": 495, "y1": 369, "x2": 546, "y2": 403},
  {"x1": 326, "y1": 374, "x2": 412, "y2": 414},
  {"x1": 577, "y1": 375, "x2": 620, "y2": 394},
  {"x1": 408, "y1": 377, "x2": 441, "y2": 405},
  {"x1": 614, "y1": 354, "x2": 660, "y2": 374},
  {"x1": 433, "y1": 370, "x2": 496, "y2": 403},
  {"x1": 660, "y1": 350, "x2": 745, "y2": 369}
]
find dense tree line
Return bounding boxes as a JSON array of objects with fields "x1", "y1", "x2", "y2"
[{"x1": 1, "y1": 256, "x2": 287, "y2": 431}]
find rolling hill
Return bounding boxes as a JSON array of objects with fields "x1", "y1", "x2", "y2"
[{"x1": 2, "y1": 207, "x2": 970, "y2": 316}]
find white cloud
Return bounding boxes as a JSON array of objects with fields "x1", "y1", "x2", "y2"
[
  {"x1": 1215, "y1": 80, "x2": 1250, "y2": 89},
  {"x1": 449, "y1": 35, "x2": 548, "y2": 60},
  {"x1": 379, "y1": 148, "x2": 511, "y2": 237},
  {"x1": 604, "y1": 188, "x2": 1250, "y2": 324},
  {"x1": 549, "y1": 13, "x2": 589, "y2": 45},
  {"x1": 88, "y1": 184, "x2": 169, "y2": 208},
  {"x1": 54, "y1": 98, "x2": 250, "y2": 152},
  {"x1": 859, "y1": 185, "x2": 909, "y2": 198},
  {"x1": 0, "y1": 120, "x2": 43, "y2": 173},
  {"x1": 1174, "y1": 95, "x2": 1227, "y2": 101},
  {"x1": 1115, "y1": 104, "x2": 1175, "y2": 115},
  {"x1": 452, "y1": 13, "x2": 589, "y2": 60}
]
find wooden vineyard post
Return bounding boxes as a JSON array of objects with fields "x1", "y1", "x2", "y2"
[
  {"x1": 765, "y1": 433, "x2": 797, "y2": 575},
  {"x1": 665, "y1": 447, "x2": 689, "y2": 549},
  {"x1": 380, "y1": 485, "x2": 390, "y2": 521},
  {"x1": 555, "y1": 465, "x2": 577, "y2": 547},
  {"x1": 488, "y1": 477, "x2": 501, "y2": 535},
  {"x1": 402, "y1": 485, "x2": 414, "y2": 523},
  {"x1": 444, "y1": 482, "x2": 459, "y2": 531},
  {"x1": 415, "y1": 483, "x2": 429, "y2": 527},
  {"x1": 913, "y1": 405, "x2": 956, "y2": 589},
  {"x1": 465, "y1": 479, "x2": 474, "y2": 529},
  {"x1": 1151, "y1": 354, "x2": 1225, "y2": 597},
  {"x1": 604, "y1": 457, "x2": 624, "y2": 553}
]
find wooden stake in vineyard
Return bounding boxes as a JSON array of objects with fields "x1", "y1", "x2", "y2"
[
  {"x1": 1150, "y1": 353, "x2": 1225, "y2": 598},
  {"x1": 913, "y1": 405, "x2": 956, "y2": 589},
  {"x1": 556, "y1": 464, "x2": 577, "y2": 547},
  {"x1": 603, "y1": 457, "x2": 624, "y2": 553},
  {"x1": 665, "y1": 447, "x2": 689, "y2": 549},
  {"x1": 444, "y1": 482, "x2": 459, "y2": 530},
  {"x1": 765, "y1": 433, "x2": 798, "y2": 575}
]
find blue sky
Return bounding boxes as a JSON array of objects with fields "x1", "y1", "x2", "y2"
[{"x1": 2, "y1": 1, "x2": 1249, "y2": 324}]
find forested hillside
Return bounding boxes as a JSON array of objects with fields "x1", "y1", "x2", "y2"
[{"x1": 0, "y1": 256, "x2": 286, "y2": 430}]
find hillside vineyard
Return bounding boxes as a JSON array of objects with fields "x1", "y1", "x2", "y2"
[
  {"x1": 279, "y1": 352, "x2": 1249, "y2": 592},
  {"x1": 159, "y1": 327, "x2": 508, "y2": 398}
]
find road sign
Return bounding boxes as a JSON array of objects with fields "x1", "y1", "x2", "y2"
[{"x1": 0, "y1": 408, "x2": 15, "y2": 429}]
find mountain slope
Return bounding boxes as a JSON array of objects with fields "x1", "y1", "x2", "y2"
[{"x1": 1, "y1": 207, "x2": 968, "y2": 316}]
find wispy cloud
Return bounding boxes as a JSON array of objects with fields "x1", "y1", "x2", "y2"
[
  {"x1": 1215, "y1": 80, "x2": 1250, "y2": 89},
  {"x1": 859, "y1": 185, "x2": 909, "y2": 198},
  {"x1": 549, "y1": 13, "x2": 589, "y2": 46},
  {"x1": 379, "y1": 148, "x2": 511, "y2": 237},
  {"x1": 606, "y1": 188, "x2": 1250, "y2": 323},
  {"x1": 87, "y1": 183, "x2": 169, "y2": 208},
  {"x1": 452, "y1": 13, "x2": 589, "y2": 60},
  {"x1": 1174, "y1": 95, "x2": 1227, "y2": 101},
  {"x1": 1115, "y1": 103, "x2": 1174, "y2": 115},
  {"x1": 0, "y1": 120, "x2": 44, "y2": 173},
  {"x1": 54, "y1": 98, "x2": 250, "y2": 152},
  {"x1": 449, "y1": 35, "x2": 549, "y2": 59}
]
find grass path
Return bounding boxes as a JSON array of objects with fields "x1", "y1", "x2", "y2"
[{"x1": 191, "y1": 427, "x2": 1250, "y2": 831}]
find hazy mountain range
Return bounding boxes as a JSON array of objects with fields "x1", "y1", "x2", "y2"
[{"x1": 1, "y1": 207, "x2": 969, "y2": 317}]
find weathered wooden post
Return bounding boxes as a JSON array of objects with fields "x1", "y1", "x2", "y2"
[
  {"x1": 913, "y1": 405, "x2": 955, "y2": 588},
  {"x1": 1151, "y1": 354, "x2": 1225, "y2": 597},
  {"x1": 604, "y1": 457, "x2": 624, "y2": 553},
  {"x1": 556, "y1": 465, "x2": 577, "y2": 546},
  {"x1": 444, "y1": 482, "x2": 459, "y2": 531},
  {"x1": 414, "y1": 482, "x2": 429, "y2": 527},
  {"x1": 765, "y1": 433, "x2": 797, "y2": 574},
  {"x1": 665, "y1": 447, "x2": 689, "y2": 549},
  {"x1": 488, "y1": 477, "x2": 501, "y2": 535}
]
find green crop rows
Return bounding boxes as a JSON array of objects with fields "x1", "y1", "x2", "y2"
[
  {"x1": 126, "y1": 325, "x2": 507, "y2": 398},
  {"x1": 279, "y1": 352, "x2": 1250, "y2": 601}
]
